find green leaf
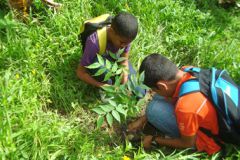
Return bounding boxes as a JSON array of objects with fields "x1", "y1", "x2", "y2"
[
  {"x1": 109, "y1": 52, "x2": 117, "y2": 60},
  {"x1": 108, "y1": 100, "x2": 117, "y2": 107},
  {"x1": 117, "y1": 57, "x2": 127, "y2": 63},
  {"x1": 112, "y1": 110, "x2": 121, "y2": 122},
  {"x1": 97, "y1": 54, "x2": 105, "y2": 66},
  {"x1": 116, "y1": 105, "x2": 127, "y2": 116},
  {"x1": 139, "y1": 84, "x2": 149, "y2": 90},
  {"x1": 93, "y1": 68, "x2": 107, "y2": 76},
  {"x1": 119, "y1": 84, "x2": 128, "y2": 95},
  {"x1": 136, "y1": 98, "x2": 146, "y2": 106},
  {"x1": 127, "y1": 79, "x2": 135, "y2": 91},
  {"x1": 111, "y1": 62, "x2": 118, "y2": 73},
  {"x1": 115, "y1": 68, "x2": 123, "y2": 75},
  {"x1": 49, "y1": 149, "x2": 64, "y2": 160},
  {"x1": 116, "y1": 51, "x2": 122, "y2": 58},
  {"x1": 134, "y1": 90, "x2": 144, "y2": 98},
  {"x1": 100, "y1": 105, "x2": 114, "y2": 112},
  {"x1": 92, "y1": 108, "x2": 105, "y2": 114},
  {"x1": 114, "y1": 76, "x2": 121, "y2": 87},
  {"x1": 97, "y1": 116, "x2": 104, "y2": 128},
  {"x1": 130, "y1": 74, "x2": 137, "y2": 88},
  {"x1": 86, "y1": 62, "x2": 101, "y2": 69},
  {"x1": 105, "y1": 59, "x2": 112, "y2": 69},
  {"x1": 101, "y1": 85, "x2": 115, "y2": 92},
  {"x1": 103, "y1": 72, "x2": 112, "y2": 81},
  {"x1": 106, "y1": 113, "x2": 113, "y2": 126},
  {"x1": 139, "y1": 71, "x2": 145, "y2": 84}
]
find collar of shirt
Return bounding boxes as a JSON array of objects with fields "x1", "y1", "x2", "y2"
[{"x1": 172, "y1": 72, "x2": 195, "y2": 98}]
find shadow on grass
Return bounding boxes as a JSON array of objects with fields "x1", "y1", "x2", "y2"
[
  {"x1": 0, "y1": 2, "x2": 8, "y2": 17},
  {"x1": 46, "y1": 51, "x2": 101, "y2": 114},
  {"x1": 0, "y1": 3, "x2": 11, "y2": 39},
  {"x1": 169, "y1": 0, "x2": 240, "y2": 66},
  {"x1": 195, "y1": 0, "x2": 239, "y2": 32}
]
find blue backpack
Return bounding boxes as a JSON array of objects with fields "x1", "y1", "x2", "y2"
[{"x1": 179, "y1": 67, "x2": 240, "y2": 145}]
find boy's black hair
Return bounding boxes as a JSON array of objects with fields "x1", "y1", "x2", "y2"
[
  {"x1": 111, "y1": 11, "x2": 138, "y2": 40},
  {"x1": 140, "y1": 53, "x2": 178, "y2": 88}
]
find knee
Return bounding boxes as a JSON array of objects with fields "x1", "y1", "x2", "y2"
[
  {"x1": 146, "y1": 99, "x2": 159, "y2": 122},
  {"x1": 145, "y1": 96, "x2": 174, "y2": 123}
]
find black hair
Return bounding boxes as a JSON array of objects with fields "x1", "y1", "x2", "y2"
[
  {"x1": 111, "y1": 11, "x2": 138, "y2": 40},
  {"x1": 140, "y1": 53, "x2": 178, "y2": 88}
]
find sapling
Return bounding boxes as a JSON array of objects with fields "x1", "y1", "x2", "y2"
[{"x1": 87, "y1": 52, "x2": 148, "y2": 127}]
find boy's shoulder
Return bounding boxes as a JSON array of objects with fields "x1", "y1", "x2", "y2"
[
  {"x1": 84, "y1": 31, "x2": 100, "y2": 53},
  {"x1": 177, "y1": 92, "x2": 206, "y2": 108},
  {"x1": 87, "y1": 31, "x2": 99, "y2": 45}
]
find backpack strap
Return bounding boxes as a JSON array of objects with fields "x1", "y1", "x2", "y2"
[
  {"x1": 210, "y1": 68, "x2": 231, "y2": 113},
  {"x1": 97, "y1": 26, "x2": 107, "y2": 55},
  {"x1": 179, "y1": 79, "x2": 200, "y2": 97},
  {"x1": 210, "y1": 67, "x2": 219, "y2": 108},
  {"x1": 80, "y1": 14, "x2": 110, "y2": 33},
  {"x1": 80, "y1": 14, "x2": 111, "y2": 55},
  {"x1": 183, "y1": 67, "x2": 201, "y2": 73},
  {"x1": 179, "y1": 67, "x2": 202, "y2": 97},
  {"x1": 239, "y1": 85, "x2": 240, "y2": 107}
]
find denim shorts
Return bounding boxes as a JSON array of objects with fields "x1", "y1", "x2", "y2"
[{"x1": 146, "y1": 94, "x2": 180, "y2": 138}]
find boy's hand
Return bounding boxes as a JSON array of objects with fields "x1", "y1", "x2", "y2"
[
  {"x1": 143, "y1": 135, "x2": 153, "y2": 150},
  {"x1": 127, "y1": 115, "x2": 147, "y2": 132},
  {"x1": 121, "y1": 73, "x2": 128, "y2": 84}
]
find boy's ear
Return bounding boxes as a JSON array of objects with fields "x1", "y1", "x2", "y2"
[
  {"x1": 108, "y1": 27, "x2": 116, "y2": 38},
  {"x1": 109, "y1": 27, "x2": 115, "y2": 33},
  {"x1": 156, "y1": 81, "x2": 168, "y2": 91}
]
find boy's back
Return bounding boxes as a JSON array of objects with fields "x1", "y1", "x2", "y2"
[{"x1": 174, "y1": 72, "x2": 221, "y2": 154}]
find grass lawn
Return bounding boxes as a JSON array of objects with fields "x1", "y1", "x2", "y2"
[{"x1": 1, "y1": 0, "x2": 240, "y2": 159}]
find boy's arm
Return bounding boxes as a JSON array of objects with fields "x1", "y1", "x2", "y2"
[
  {"x1": 76, "y1": 65, "x2": 105, "y2": 88},
  {"x1": 153, "y1": 106, "x2": 198, "y2": 149},
  {"x1": 154, "y1": 134, "x2": 196, "y2": 148},
  {"x1": 120, "y1": 51, "x2": 129, "y2": 84},
  {"x1": 77, "y1": 32, "x2": 106, "y2": 87},
  {"x1": 147, "y1": 101, "x2": 198, "y2": 149}
]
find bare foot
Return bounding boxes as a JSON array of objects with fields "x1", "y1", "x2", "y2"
[
  {"x1": 143, "y1": 135, "x2": 153, "y2": 150},
  {"x1": 127, "y1": 116, "x2": 147, "y2": 132}
]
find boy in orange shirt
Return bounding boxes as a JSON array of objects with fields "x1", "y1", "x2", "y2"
[{"x1": 128, "y1": 53, "x2": 221, "y2": 155}]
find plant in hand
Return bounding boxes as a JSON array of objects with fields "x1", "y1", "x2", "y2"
[{"x1": 87, "y1": 52, "x2": 148, "y2": 128}]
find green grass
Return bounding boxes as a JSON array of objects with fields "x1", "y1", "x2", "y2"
[{"x1": 1, "y1": 0, "x2": 240, "y2": 159}]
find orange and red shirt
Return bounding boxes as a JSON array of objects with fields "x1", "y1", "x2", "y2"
[{"x1": 173, "y1": 71, "x2": 221, "y2": 155}]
